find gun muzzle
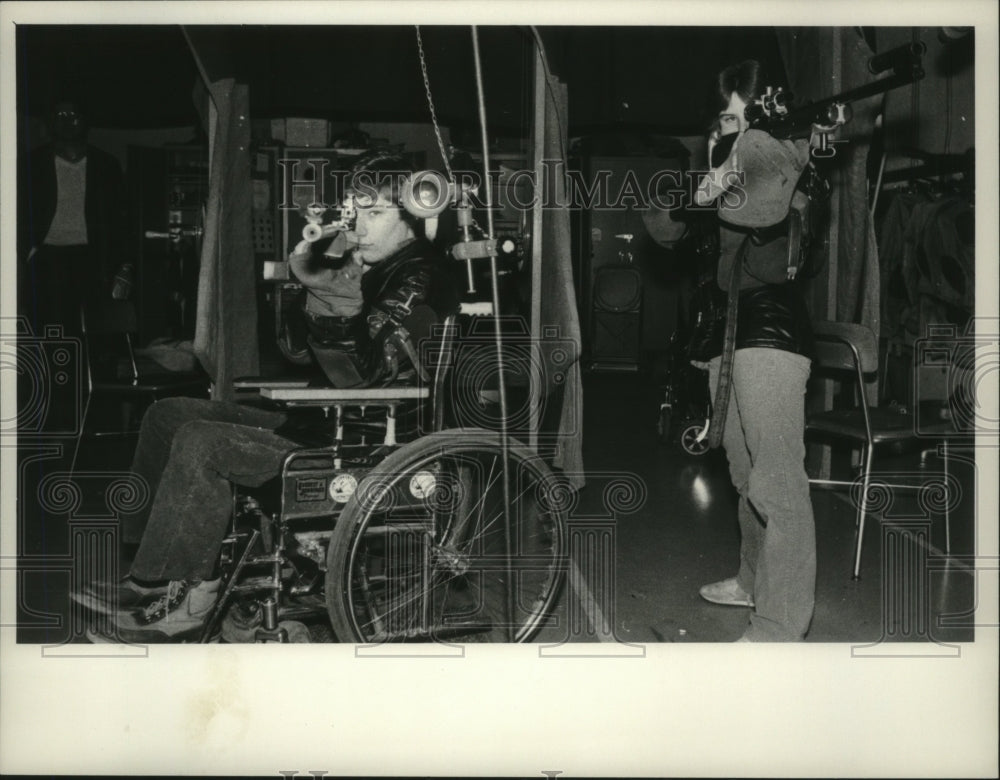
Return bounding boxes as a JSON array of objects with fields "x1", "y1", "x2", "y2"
[{"x1": 303, "y1": 223, "x2": 341, "y2": 243}]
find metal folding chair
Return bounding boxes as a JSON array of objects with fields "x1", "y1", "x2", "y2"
[{"x1": 806, "y1": 320, "x2": 953, "y2": 579}]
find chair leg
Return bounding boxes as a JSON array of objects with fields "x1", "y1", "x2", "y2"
[
  {"x1": 853, "y1": 444, "x2": 875, "y2": 580},
  {"x1": 70, "y1": 392, "x2": 93, "y2": 475},
  {"x1": 120, "y1": 399, "x2": 137, "y2": 433}
]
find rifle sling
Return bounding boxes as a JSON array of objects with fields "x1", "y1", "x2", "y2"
[{"x1": 707, "y1": 242, "x2": 747, "y2": 449}]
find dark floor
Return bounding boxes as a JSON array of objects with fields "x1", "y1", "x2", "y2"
[
  {"x1": 15, "y1": 368, "x2": 977, "y2": 645},
  {"x1": 535, "y1": 370, "x2": 976, "y2": 646}
]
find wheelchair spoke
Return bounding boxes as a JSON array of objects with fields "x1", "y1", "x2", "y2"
[
  {"x1": 355, "y1": 558, "x2": 385, "y2": 638},
  {"x1": 447, "y1": 471, "x2": 546, "y2": 555},
  {"x1": 437, "y1": 452, "x2": 501, "y2": 546}
]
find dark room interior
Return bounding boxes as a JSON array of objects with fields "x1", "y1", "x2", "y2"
[
  {"x1": 11, "y1": 21, "x2": 981, "y2": 647},
  {"x1": 3, "y1": 10, "x2": 996, "y2": 778}
]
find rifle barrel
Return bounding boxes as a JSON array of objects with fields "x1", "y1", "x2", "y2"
[{"x1": 750, "y1": 64, "x2": 925, "y2": 139}]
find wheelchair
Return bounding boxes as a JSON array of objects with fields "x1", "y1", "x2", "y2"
[
  {"x1": 203, "y1": 313, "x2": 570, "y2": 644},
  {"x1": 656, "y1": 273, "x2": 727, "y2": 458},
  {"x1": 656, "y1": 328, "x2": 712, "y2": 457}
]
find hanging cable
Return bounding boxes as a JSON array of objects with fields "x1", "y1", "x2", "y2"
[
  {"x1": 470, "y1": 25, "x2": 516, "y2": 642},
  {"x1": 415, "y1": 26, "x2": 454, "y2": 181},
  {"x1": 943, "y1": 49, "x2": 953, "y2": 156},
  {"x1": 528, "y1": 26, "x2": 568, "y2": 165}
]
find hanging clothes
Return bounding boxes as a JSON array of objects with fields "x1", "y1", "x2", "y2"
[{"x1": 877, "y1": 188, "x2": 974, "y2": 351}]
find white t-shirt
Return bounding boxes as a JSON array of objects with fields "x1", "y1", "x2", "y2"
[{"x1": 44, "y1": 155, "x2": 89, "y2": 246}]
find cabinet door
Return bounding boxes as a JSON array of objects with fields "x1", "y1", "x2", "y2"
[
  {"x1": 127, "y1": 145, "x2": 207, "y2": 344},
  {"x1": 583, "y1": 155, "x2": 685, "y2": 365}
]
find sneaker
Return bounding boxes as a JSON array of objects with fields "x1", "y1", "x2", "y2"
[
  {"x1": 106, "y1": 579, "x2": 221, "y2": 643},
  {"x1": 70, "y1": 575, "x2": 169, "y2": 616},
  {"x1": 699, "y1": 577, "x2": 755, "y2": 608}
]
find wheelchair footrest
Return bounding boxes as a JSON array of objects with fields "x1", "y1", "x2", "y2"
[{"x1": 278, "y1": 600, "x2": 327, "y2": 621}]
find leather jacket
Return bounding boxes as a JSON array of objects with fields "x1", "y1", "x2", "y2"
[
  {"x1": 734, "y1": 284, "x2": 814, "y2": 356},
  {"x1": 701, "y1": 224, "x2": 814, "y2": 359},
  {"x1": 305, "y1": 238, "x2": 461, "y2": 387}
]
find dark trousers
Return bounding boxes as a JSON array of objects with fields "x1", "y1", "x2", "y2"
[
  {"x1": 20, "y1": 244, "x2": 104, "y2": 338},
  {"x1": 16, "y1": 245, "x2": 104, "y2": 435},
  {"x1": 122, "y1": 397, "x2": 294, "y2": 582}
]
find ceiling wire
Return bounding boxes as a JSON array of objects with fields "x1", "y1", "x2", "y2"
[{"x1": 415, "y1": 26, "x2": 454, "y2": 180}]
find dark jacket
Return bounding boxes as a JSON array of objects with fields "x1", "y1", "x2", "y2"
[
  {"x1": 685, "y1": 223, "x2": 813, "y2": 361},
  {"x1": 306, "y1": 238, "x2": 461, "y2": 387},
  {"x1": 648, "y1": 162, "x2": 816, "y2": 361},
  {"x1": 18, "y1": 143, "x2": 125, "y2": 281}
]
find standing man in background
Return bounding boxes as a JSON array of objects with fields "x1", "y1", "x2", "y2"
[{"x1": 18, "y1": 97, "x2": 127, "y2": 336}]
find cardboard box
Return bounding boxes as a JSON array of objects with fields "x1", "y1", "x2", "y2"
[{"x1": 272, "y1": 118, "x2": 331, "y2": 147}]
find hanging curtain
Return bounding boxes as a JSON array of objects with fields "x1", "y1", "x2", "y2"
[
  {"x1": 835, "y1": 30, "x2": 883, "y2": 341},
  {"x1": 537, "y1": 71, "x2": 585, "y2": 487},
  {"x1": 190, "y1": 78, "x2": 258, "y2": 400}
]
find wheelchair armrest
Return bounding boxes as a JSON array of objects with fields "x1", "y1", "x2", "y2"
[
  {"x1": 233, "y1": 377, "x2": 312, "y2": 390},
  {"x1": 261, "y1": 386, "x2": 429, "y2": 406}
]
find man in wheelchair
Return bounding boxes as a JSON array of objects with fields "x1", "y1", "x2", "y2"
[{"x1": 73, "y1": 153, "x2": 461, "y2": 642}]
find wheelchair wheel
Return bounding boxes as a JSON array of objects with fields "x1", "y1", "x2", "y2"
[{"x1": 325, "y1": 429, "x2": 567, "y2": 643}]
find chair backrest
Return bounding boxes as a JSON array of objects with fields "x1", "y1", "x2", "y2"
[
  {"x1": 79, "y1": 301, "x2": 140, "y2": 385},
  {"x1": 810, "y1": 320, "x2": 879, "y2": 441},
  {"x1": 811, "y1": 320, "x2": 879, "y2": 376}
]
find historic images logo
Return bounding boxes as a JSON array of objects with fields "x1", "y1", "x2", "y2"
[{"x1": 276, "y1": 159, "x2": 747, "y2": 215}]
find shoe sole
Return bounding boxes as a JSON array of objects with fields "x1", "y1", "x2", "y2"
[
  {"x1": 69, "y1": 590, "x2": 142, "y2": 617},
  {"x1": 699, "y1": 593, "x2": 755, "y2": 608},
  {"x1": 86, "y1": 624, "x2": 218, "y2": 644},
  {"x1": 70, "y1": 586, "x2": 168, "y2": 616}
]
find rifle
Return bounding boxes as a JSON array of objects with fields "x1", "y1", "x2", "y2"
[{"x1": 745, "y1": 42, "x2": 926, "y2": 156}]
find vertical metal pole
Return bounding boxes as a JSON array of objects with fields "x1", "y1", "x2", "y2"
[
  {"x1": 529, "y1": 44, "x2": 547, "y2": 454},
  {"x1": 818, "y1": 27, "x2": 843, "y2": 481},
  {"x1": 471, "y1": 26, "x2": 516, "y2": 641}
]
